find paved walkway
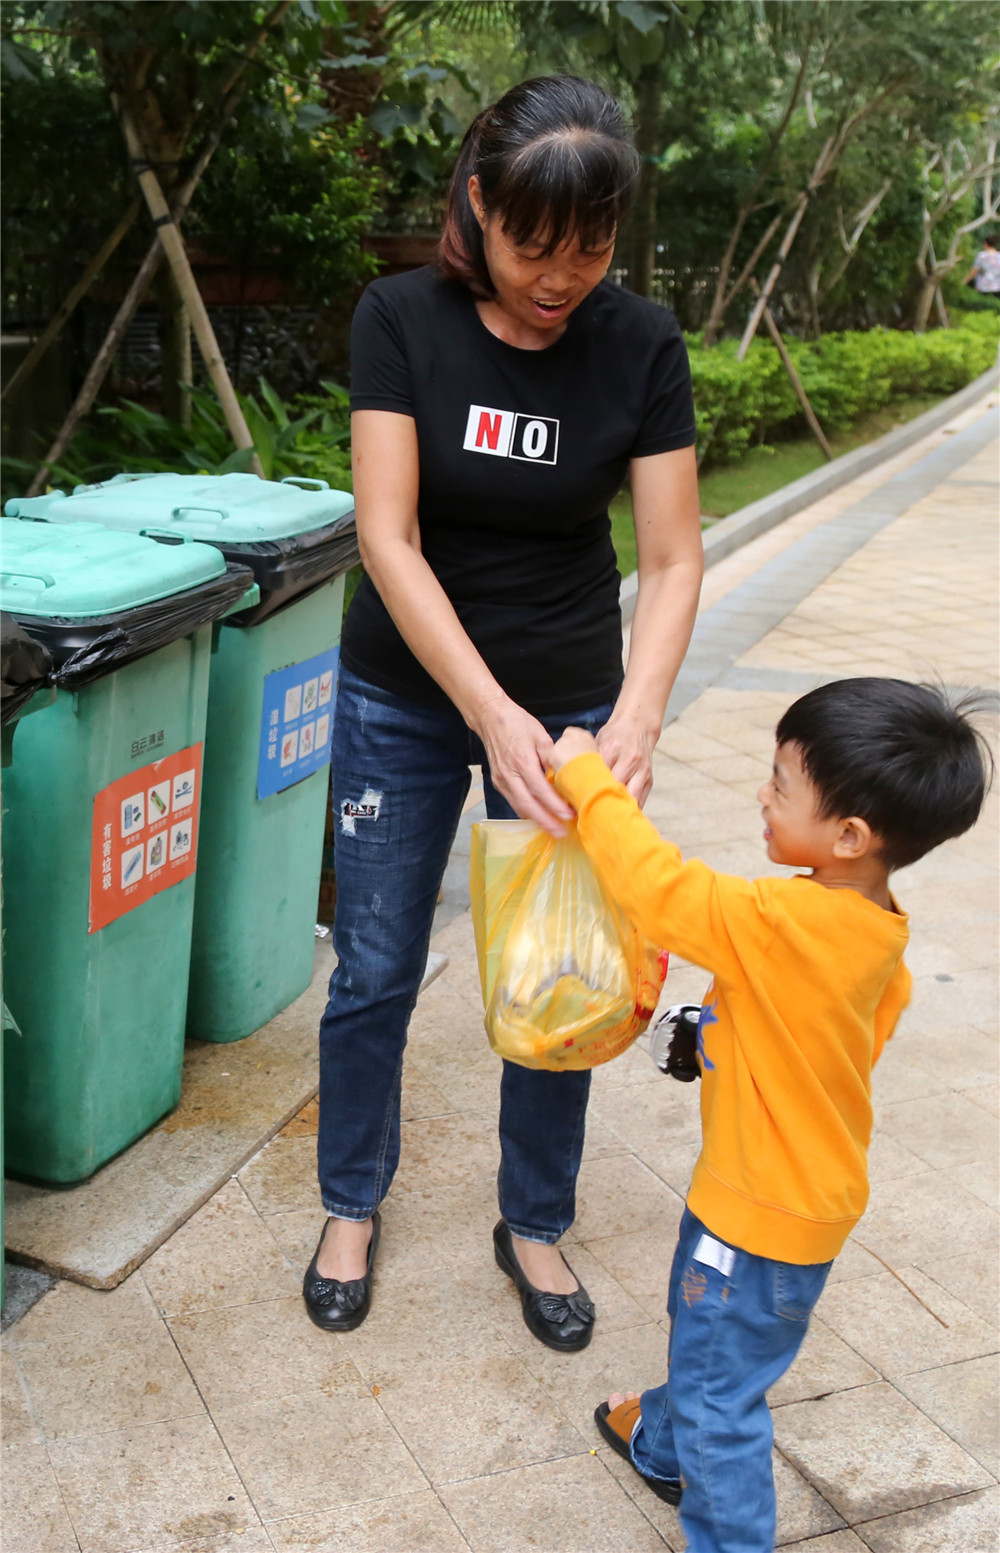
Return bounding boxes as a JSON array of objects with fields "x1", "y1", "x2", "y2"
[{"x1": 4, "y1": 394, "x2": 997, "y2": 1553}]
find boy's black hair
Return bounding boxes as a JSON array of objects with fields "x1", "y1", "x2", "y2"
[{"x1": 776, "y1": 678, "x2": 995, "y2": 870}]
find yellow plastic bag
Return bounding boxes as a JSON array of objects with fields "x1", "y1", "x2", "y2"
[{"x1": 470, "y1": 819, "x2": 668, "y2": 1072}]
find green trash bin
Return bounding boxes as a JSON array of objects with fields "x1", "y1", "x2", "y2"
[
  {"x1": 0, "y1": 517, "x2": 252, "y2": 1182},
  {"x1": 7, "y1": 473, "x2": 359, "y2": 1044}
]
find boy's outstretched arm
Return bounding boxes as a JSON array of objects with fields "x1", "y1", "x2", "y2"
[{"x1": 550, "y1": 732, "x2": 766, "y2": 972}]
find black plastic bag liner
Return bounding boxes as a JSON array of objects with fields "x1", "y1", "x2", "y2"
[
  {"x1": 1, "y1": 612, "x2": 55, "y2": 723},
  {"x1": 9, "y1": 563, "x2": 254, "y2": 693},
  {"x1": 211, "y1": 513, "x2": 360, "y2": 626}
]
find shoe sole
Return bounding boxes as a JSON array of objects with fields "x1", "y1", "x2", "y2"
[
  {"x1": 494, "y1": 1239, "x2": 594, "y2": 1353},
  {"x1": 593, "y1": 1403, "x2": 682, "y2": 1505}
]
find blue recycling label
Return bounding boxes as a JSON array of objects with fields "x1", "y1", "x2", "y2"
[{"x1": 257, "y1": 647, "x2": 339, "y2": 800}]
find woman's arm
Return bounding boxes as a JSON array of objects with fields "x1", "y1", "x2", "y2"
[
  {"x1": 596, "y1": 444, "x2": 703, "y2": 805},
  {"x1": 351, "y1": 408, "x2": 573, "y2": 834}
]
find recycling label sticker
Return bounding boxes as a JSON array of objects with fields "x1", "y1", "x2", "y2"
[
  {"x1": 257, "y1": 646, "x2": 339, "y2": 800},
  {"x1": 89, "y1": 743, "x2": 203, "y2": 933}
]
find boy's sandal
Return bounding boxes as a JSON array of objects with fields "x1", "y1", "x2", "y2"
[{"x1": 594, "y1": 1399, "x2": 683, "y2": 1506}]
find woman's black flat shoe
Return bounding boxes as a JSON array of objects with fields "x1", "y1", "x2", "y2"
[
  {"x1": 493, "y1": 1218, "x2": 595, "y2": 1352},
  {"x1": 303, "y1": 1211, "x2": 381, "y2": 1333}
]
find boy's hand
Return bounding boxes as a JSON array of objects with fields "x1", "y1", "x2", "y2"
[{"x1": 550, "y1": 727, "x2": 600, "y2": 772}]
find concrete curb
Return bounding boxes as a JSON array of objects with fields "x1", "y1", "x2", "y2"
[{"x1": 620, "y1": 364, "x2": 999, "y2": 624}]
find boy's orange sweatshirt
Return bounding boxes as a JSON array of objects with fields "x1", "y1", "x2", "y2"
[{"x1": 555, "y1": 754, "x2": 911, "y2": 1265}]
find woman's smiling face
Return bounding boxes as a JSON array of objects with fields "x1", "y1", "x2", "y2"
[{"x1": 469, "y1": 175, "x2": 616, "y2": 338}]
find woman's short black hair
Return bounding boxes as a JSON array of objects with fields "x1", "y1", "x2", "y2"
[
  {"x1": 775, "y1": 678, "x2": 994, "y2": 870},
  {"x1": 438, "y1": 75, "x2": 640, "y2": 298}
]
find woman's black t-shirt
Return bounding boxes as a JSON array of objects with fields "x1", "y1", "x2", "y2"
[{"x1": 342, "y1": 266, "x2": 696, "y2": 714}]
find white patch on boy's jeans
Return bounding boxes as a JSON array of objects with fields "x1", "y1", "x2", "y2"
[
  {"x1": 340, "y1": 788, "x2": 383, "y2": 837},
  {"x1": 693, "y1": 1233, "x2": 736, "y2": 1278}
]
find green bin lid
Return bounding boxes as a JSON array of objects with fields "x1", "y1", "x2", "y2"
[
  {"x1": 6, "y1": 471, "x2": 354, "y2": 543},
  {"x1": 1, "y1": 517, "x2": 227, "y2": 618}
]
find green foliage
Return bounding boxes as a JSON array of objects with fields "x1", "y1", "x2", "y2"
[
  {"x1": 1, "y1": 381, "x2": 353, "y2": 503},
  {"x1": 691, "y1": 313, "x2": 1000, "y2": 466},
  {"x1": 192, "y1": 115, "x2": 382, "y2": 307}
]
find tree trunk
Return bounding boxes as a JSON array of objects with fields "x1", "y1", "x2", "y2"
[
  {"x1": 627, "y1": 69, "x2": 661, "y2": 299},
  {"x1": 913, "y1": 274, "x2": 937, "y2": 333},
  {"x1": 702, "y1": 209, "x2": 751, "y2": 347},
  {"x1": 933, "y1": 287, "x2": 950, "y2": 330},
  {"x1": 157, "y1": 266, "x2": 192, "y2": 426}
]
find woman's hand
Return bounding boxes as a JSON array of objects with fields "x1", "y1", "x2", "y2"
[
  {"x1": 596, "y1": 715, "x2": 658, "y2": 806},
  {"x1": 477, "y1": 695, "x2": 575, "y2": 837}
]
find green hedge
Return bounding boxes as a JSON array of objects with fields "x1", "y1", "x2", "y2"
[{"x1": 690, "y1": 310, "x2": 1000, "y2": 467}]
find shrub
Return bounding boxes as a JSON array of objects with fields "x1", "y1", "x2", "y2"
[{"x1": 689, "y1": 313, "x2": 999, "y2": 467}]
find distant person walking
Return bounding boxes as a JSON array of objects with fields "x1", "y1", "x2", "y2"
[
  {"x1": 302, "y1": 75, "x2": 703, "y2": 1349},
  {"x1": 963, "y1": 233, "x2": 1000, "y2": 295}
]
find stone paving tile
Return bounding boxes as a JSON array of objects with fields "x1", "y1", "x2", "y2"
[
  {"x1": 780, "y1": 1534, "x2": 869, "y2": 1551},
  {"x1": 768, "y1": 1315, "x2": 879, "y2": 1407},
  {"x1": 335, "y1": 1257, "x2": 515, "y2": 1389},
  {"x1": 237, "y1": 1129, "x2": 330, "y2": 1219},
  {"x1": 583, "y1": 1222, "x2": 685, "y2": 1320},
  {"x1": 266, "y1": 1489, "x2": 472, "y2": 1552},
  {"x1": 916, "y1": 1245, "x2": 999, "y2": 1329},
  {"x1": 964, "y1": 1081, "x2": 999, "y2": 1116},
  {"x1": 0, "y1": 1343, "x2": 41, "y2": 1449},
  {"x1": 7, "y1": 1275, "x2": 204, "y2": 1442},
  {"x1": 141, "y1": 1177, "x2": 300, "y2": 1318},
  {"x1": 895, "y1": 1354, "x2": 999, "y2": 1478},
  {"x1": 374, "y1": 1351, "x2": 585, "y2": 1485},
  {"x1": 773, "y1": 1382, "x2": 993, "y2": 1523},
  {"x1": 1, "y1": 1441, "x2": 80, "y2": 1553},
  {"x1": 853, "y1": 1486, "x2": 1000, "y2": 1551},
  {"x1": 48, "y1": 1413, "x2": 261, "y2": 1553},
  {"x1": 442, "y1": 1452, "x2": 677, "y2": 1552},
  {"x1": 892, "y1": 1025, "x2": 998, "y2": 1095},
  {"x1": 855, "y1": 1171, "x2": 998, "y2": 1269},
  {"x1": 951, "y1": 1159, "x2": 999, "y2": 1210},
  {"x1": 130, "y1": 1532, "x2": 275, "y2": 1553},
  {"x1": 168, "y1": 1295, "x2": 363, "y2": 1412},
  {"x1": 815, "y1": 1268, "x2": 998, "y2": 1379},
  {"x1": 392, "y1": 1111, "x2": 501, "y2": 1193},
  {"x1": 517, "y1": 1319, "x2": 673, "y2": 1438},
  {"x1": 211, "y1": 1391, "x2": 425, "y2": 1521},
  {"x1": 572, "y1": 1153, "x2": 688, "y2": 1242}
]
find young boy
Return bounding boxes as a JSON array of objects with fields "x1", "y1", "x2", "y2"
[{"x1": 549, "y1": 678, "x2": 992, "y2": 1553}]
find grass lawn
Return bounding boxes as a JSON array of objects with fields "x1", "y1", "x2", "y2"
[{"x1": 609, "y1": 395, "x2": 941, "y2": 579}]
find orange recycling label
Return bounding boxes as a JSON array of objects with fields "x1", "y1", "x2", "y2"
[{"x1": 89, "y1": 743, "x2": 203, "y2": 933}]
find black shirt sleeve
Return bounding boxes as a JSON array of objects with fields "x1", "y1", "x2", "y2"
[
  {"x1": 629, "y1": 315, "x2": 696, "y2": 458},
  {"x1": 349, "y1": 282, "x2": 414, "y2": 416}
]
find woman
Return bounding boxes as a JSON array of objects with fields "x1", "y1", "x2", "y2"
[{"x1": 303, "y1": 76, "x2": 703, "y2": 1351}]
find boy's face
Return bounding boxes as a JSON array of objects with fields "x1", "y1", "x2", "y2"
[{"x1": 757, "y1": 742, "x2": 843, "y2": 867}]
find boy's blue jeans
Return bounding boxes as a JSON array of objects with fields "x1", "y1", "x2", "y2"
[
  {"x1": 317, "y1": 667, "x2": 617, "y2": 1242},
  {"x1": 632, "y1": 1207, "x2": 832, "y2": 1553}
]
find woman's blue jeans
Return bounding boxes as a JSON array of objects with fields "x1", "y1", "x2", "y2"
[
  {"x1": 631, "y1": 1207, "x2": 833, "y2": 1553},
  {"x1": 317, "y1": 667, "x2": 616, "y2": 1243}
]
